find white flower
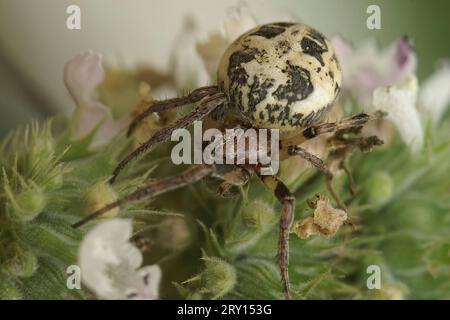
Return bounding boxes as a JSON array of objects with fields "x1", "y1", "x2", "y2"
[
  {"x1": 372, "y1": 75, "x2": 423, "y2": 153},
  {"x1": 222, "y1": 5, "x2": 257, "y2": 43},
  {"x1": 196, "y1": 6, "x2": 257, "y2": 79},
  {"x1": 418, "y1": 61, "x2": 450, "y2": 125},
  {"x1": 332, "y1": 36, "x2": 417, "y2": 109},
  {"x1": 79, "y1": 219, "x2": 161, "y2": 300},
  {"x1": 169, "y1": 17, "x2": 210, "y2": 90},
  {"x1": 170, "y1": 8, "x2": 256, "y2": 88},
  {"x1": 64, "y1": 52, "x2": 130, "y2": 148},
  {"x1": 333, "y1": 35, "x2": 450, "y2": 153}
]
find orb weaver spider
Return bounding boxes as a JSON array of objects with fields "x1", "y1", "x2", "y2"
[{"x1": 73, "y1": 22, "x2": 383, "y2": 299}]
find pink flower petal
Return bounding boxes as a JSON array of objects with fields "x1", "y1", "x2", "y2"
[
  {"x1": 64, "y1": 52, "x2": 130, "y2": 148},
  {"x1": 64, "y1": 51, "x2": 105, "y2": 105},
  {"x1": 332, "y1": 36, "x2": 417, "y2": 109}
]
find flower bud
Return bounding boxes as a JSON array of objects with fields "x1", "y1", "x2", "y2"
[
  {"x1": 22, "y1": 122, "x2": 54, "y2": 175},
  {"x1": 64, "y1": 51, "x2": 105, "y2": 105},
  {"x1": 43, "y1": 169, "x2": 64, "y2": 191},
  {"x1": 3, "y1": 243, "x2": 38, "y2": 277},
  {"x1": 243, "y1": 200, "x2": 276, "y2": 229},
  {"x1": 369, "y1": 283, "x2": 407, "y2": 300},
  {"x1": 12, "y1": 184, "x2": 46, "y2": 221},
  {"x1": 0, "y1": 276, "x2": 22, "y2": 300},
  {"x1": 391, "y1": 205, "x2": 435, "y2": 232},
  {"x1": 28, "y1": 131, "x2": 55, "y2": 172},
  {"x1": 84, "y1": 182, "x2": 119, "y2": 218},
  {"x1": 363, "y1": 171, "x2": 394, "y2": 207},
  {"x1": 157, "y1": 217, "x2": 190, "y2": 250},
  {"x1": 201, "y1": 255, "x2": 236, "y2": 299},
  {"x1": 131, "y1": 82, "x2": 177, "y2": 148}
]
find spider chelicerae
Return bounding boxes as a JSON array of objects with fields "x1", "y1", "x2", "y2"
[{"x1": 73, "y1": 22, "x2": 383, "y2": 299}]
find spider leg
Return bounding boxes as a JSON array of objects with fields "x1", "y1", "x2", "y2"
[
  {"x1": 258, "y1": 174, "x2": 295, "y2": 300},
  {"x1": 212, "y1": 165, "x2": 251, "y2": 197},
  {"x1": 325, "y1": 177, "x2": 347, "y2": 210},
  {"x1": 287, "y1": 146, "x2": 332, "y2": 178},
  {"x1": 326, "y1": 134, "x2": 383, "y2": 203},
  {"x1": 127, "y1": 85, "x2": 219, "y2": 136},
  {"x1": 280, "y1": 113, "x2": 375, "y2": 155},
  {"x1": 110, "y1": 92, "x2": 227, "y2": 184},
  {"x1": 72, "y1": 164, "x2": 214, "y2": 228},
  {"x1": 287, "y1": 145, "x2": 347, "y2": 209},
  {"x1": 341, "y1": 161, "x2": 356, "y2": 197}
]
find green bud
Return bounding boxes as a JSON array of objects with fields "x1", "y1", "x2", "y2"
[
  {"x1": 43, "y1": 165, "x2": 64, "y2": 191},
  {"x1": 369, "y1": 283, "x2": 408, "y2": 300},
  {"x1": 423, "y1": 240, "x2": 450, "y2": 277},
  {"x1": 391, "y1": 205, "x2": 436, "y2": 232},
  {"x1": 200, "y1": 255, "x2": 237, "y2": 299},
  {"x1": 363, "y1": 171, "x2": 394, "y2": 207},
  {"x1": 188, "y1": 292, "x2": 204, "y2": 300},
  {"x1": 157, "y1": 217, "x2": 190, "y2": 250},
  {"x1": 0, "y1": 276, "x2": 22, "y2": 300},
  {"x1": 3, "y1": 243, "x2": 38, "y2": 277},
  {"x1": 84, "y1": 181, "x2": 118, "y2": 218},
  {"x1": 243, "y1": 200, "x2": 276, "y2": 229},
  {"x1": 22, "y1": 122, "x2": 56, "y2": 180},
  {"x1": 12, "y1": 184, "x2": 46, "y2": 221},
  {"x1": 28, "y1": 123, "x2": 55, "y2": 169}
]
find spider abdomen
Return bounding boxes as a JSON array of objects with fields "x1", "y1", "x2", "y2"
[{"x1": 217, "y1": 22, "x2": 342, "y2": 132}]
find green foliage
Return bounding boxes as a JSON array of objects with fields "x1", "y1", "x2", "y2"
[
  {"x1": 0, "y1": 121, "x2": 82, "y2": 298},
  {"x1": 0, "y1": 119, "x2": 184, "y2": 299},
  {"x1": 1, "y1": 110, "x2": 449, "y2": 300},
  {"x1": 169, "y1": 121, "x2": 450, "y2": 300}
]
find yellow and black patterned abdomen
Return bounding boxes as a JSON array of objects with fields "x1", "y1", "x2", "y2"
[{"x1": 217, "y1": 22, "x2": 342, "y2": 132}]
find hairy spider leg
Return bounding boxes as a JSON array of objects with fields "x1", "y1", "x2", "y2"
[
  {"x1": 212, "y1": 165, "x2": 251, "y2": 197},
  {"x1": 287, "y1": 145, "x2": 332, "y2": 178},
  {"x1": 279, "y1": 113, "x2": 376, "y2": 155},
  {"x1": 72, "y1": 165, "x2": 214, "y2": 228},
  {"x1": 109, "y1": 93, "x2": 227, "y2": 184},
  {"x1": 341, "y1": 162, "x2": 357, "y2": 197},
  {"x1": 327, "y1": 130, "x2": 384, "y2": 204},
  {"x1": 278, "y1": 113, "x2": 380, "y2": 209},
  {"x1": 258, "y1": 174, "x2": 295, "y2": 300},
  {"x1": 127, "y1": 85, "x2": 219, "y2": 136}
]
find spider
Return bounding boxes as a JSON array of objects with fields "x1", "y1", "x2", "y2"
[{"x1": 73, "y1": 22, "x2": 383, "y2": 299}]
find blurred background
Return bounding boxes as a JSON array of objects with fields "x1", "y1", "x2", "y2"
[{"x1": 0, "y1": 0, "x2": 449, "y2": 137}]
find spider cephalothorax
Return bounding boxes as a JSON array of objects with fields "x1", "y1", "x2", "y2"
[{"x1": 73, "y1": 22, "x2": 382, "y2": 300}]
